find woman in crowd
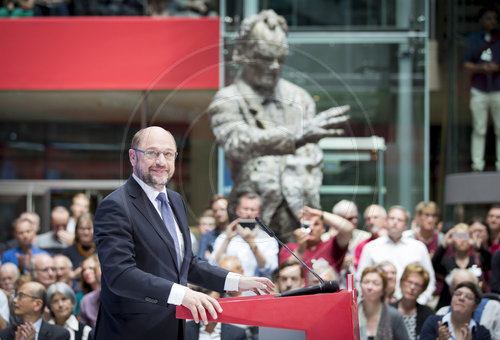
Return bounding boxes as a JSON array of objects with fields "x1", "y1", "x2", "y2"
[
  {"x1": 420, "y1": 281, "x2": 491, "y2": 339},
  {"x1": 62, "y1": 212, "x2": 96, "y2": 273},
  {"x1": 433, "y1": 223, "x2": 491, "y2": 309},
  {"x1": 358, "y1": 266, "x2": 409, "y2": 340},
  {"x1": 391, "y1": 263, "x2": 434, "y2": 340},
  {"x1": 78, "y1": 254, "x2": 101, "y2": 328},
  {"x1": 47, "y1": 282, "x2": 93, "y2": 340},
  {"x1": 469, "y1": 217, "x2": 492, "y2": 292},
  {"x1": 377, "y1": 261, "x2": 398, "y2": 304}
]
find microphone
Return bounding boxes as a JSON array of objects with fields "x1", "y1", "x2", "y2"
[
  {"x1": 276, "y1": 280, "x2": 339, "y2": 297},
  {"x1": 254, "y1": 217, "x2": 325, "y2": 286}
]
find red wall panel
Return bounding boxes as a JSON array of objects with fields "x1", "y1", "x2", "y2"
[{"x1": 0, "y1": 17, "x2": 219, "y2": 90}]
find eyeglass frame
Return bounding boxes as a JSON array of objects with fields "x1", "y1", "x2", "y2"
[
  {"x1": 15, "y1": 291, "x2": 41, "y2": 301},
  {"x1": 453, "y1": 290, "x2": 475, "y2": 301},
  {"x1": 133, "y1": 148, "x2": 178, "y2": 161}
]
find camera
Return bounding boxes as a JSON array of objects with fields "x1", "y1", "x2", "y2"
[
  {"x1": 239, "y1": 219, "x2": 256, "y2": 229},
  {"x1": 300, "y1": 220, "x2": 311, "y2": 234}
]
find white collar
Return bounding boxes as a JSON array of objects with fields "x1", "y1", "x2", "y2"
[{"x1": 132, "y1": 173, "x2": 168, "y2": 202}]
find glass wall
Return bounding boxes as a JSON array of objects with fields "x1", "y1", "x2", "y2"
[{"x1": 220, "y1": 0, "x2": 429, "y2": 223}]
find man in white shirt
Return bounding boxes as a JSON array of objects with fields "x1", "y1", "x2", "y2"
[
  {"x1": 357, "y1": 205, "x2": 436, "y2": 304},
  {"x1": 210, "y1": 192, "x2": 279, "y2": 278}
]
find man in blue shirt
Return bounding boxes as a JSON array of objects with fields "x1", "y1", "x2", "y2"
[
  {"x1": 1, "y1": 217, "x2": 47, "y2": 274},
  {"x1": 464, "y1": 5, "x2": 500, "y2": 171}
]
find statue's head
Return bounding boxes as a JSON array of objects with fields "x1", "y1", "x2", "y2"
[{"x1": 233, "y1": 10, "x2": 289, "y2": 92}]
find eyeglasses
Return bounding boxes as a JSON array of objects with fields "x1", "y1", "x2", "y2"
[
  {"x1": 453, "y1": 290, "x2": 475, "y2": 301},
  {"x1": 36, "y1": 267, "x2": 56, "y2": 273},
  {"x1": 346, "y1": 216, "x2": 358, "y2": 221},
  {"x1": 403, "y1": 280, "x2": 423, "y2": 289},
  {"x1": 15, "y1": 292, "x2": 40, "y2": 300},
  {"x1": 133, "y1": 148, "x2": 178, "y2": 161}
]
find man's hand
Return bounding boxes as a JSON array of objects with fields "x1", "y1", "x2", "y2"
[
  {"x1": 16, "y1": 249, "x2": 32, "y2": 273},
  {"x1": 293, "y1": 228, "x2": 309, "y2": 252},
  {"x1": 181, "y1": 289, "x2": 222, "y2": 325},
  {"x1": 15, "y1": 322, "x2": 35, "y2": 340},
  {"x1": 225, "y1": 219, "x2": 239, "y2": 240},
  {"x1": 238, "y1": 276, "x2": 275, "y2": 295},
  {"x1": 57, "y1": 230, "x2": 75, "y2": 246},
  {"x1": 437, "y1": 321, "x2": 451, "y2": 340},
  {"x1": 295, "y1": 105, "x2": 350, "y2": 148},
  {"x1": 239, "y1": 224, "x2": 258, "y2": 245}
]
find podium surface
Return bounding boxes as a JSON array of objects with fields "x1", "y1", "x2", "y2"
[{"x1": 177, "y1": 289, "x2": 360, "y2": 340}]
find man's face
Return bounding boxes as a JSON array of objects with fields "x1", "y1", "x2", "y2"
[
  {"x1": 386, "y1": 208, "x2": 407, "y2": 241},
  {"x1": 277, "y1": 265, "x2": 304, "y2": 293},
  {"x1": 14, "y1": 220, "x2": 35, "y2": 249},
  {"x1": 211, "y1": 199, "x2": 229, "y2": 226},
  {"x1": 364, "y1": 206, "x2": 386, "y2": 234},
  {"x1": 342, "y1": 206, "x2": 359, "y2": 229},
  {"x1": 235, "y1": 197, "x2": 261, "y2": 219},
  {"x1": 307, "y1": 216, "x2": 325, "y2": 244},
  {"x1": 0, "y1": 267, "x2": 16, "y2": 291},
  {"x1": 33, "y1": 256, "x2": 56, "y2": 287},
  {"x1": 129, "y1": 128, "x2": 177, "y2": 191},
  {"x1": 419, "y1": 208, "x2": 438, "y2": 232},
  {"x1": 14, "y1": 283, "x2": 41, "y2": 319},
  {"x1": 54, "y1": 257, "x2": 71, "y2": 283},
  {"x1": 198, "y1": 216, "x2": 216, "y2": 236},
  {"x1": 487, "y1": 207, "x2": 500, "y2": 232},
  {"x1": 481, "y1": 10, "x2": 498, "y2": 33},
  {"x1": 51, "y1": 211, "x2": 69, "y2": 234},
  {"x1": 71, "y1": 197, "x2": 89, "y2": 219},
  {"x1": 240, "y1": 22, "x2": 288, "y2": 91}
]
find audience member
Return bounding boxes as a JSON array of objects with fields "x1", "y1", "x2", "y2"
[
  {"x1": 278, "y1": 205, "x2": 352, "y2": 284},
  {"x1": 197, "y1": 195, "x2": 229, "y2": 260},
  {"x1": 404, "y1": 201, "x2": 443, "y2": 259},
  {"x1": 358, "y1": 266, "x2": 409, "y2": 340},
  {"x1": 307, "y1": 258, "x2": 339, "y2": 286},
  {"x1": 47, "y1": 282, "x2": 92, "y2": 340},
  {"x1": 433, "y1": 223, "x2": 491, "y2": 309},
  {"x1": 354, "y1": 204, "x2": 387, "y2": 268},
  {"x1": 0, "y1": 281, "x2": 69, "y2": 340},
  {"x1": 275, "y1": 260, "x2": 305, "y2": 293},
  {"x1": 420, "y1": 281, "x2": 491, "y2": 340},
  {"x1": 357, "y1": 206, "x2": 436, "y2": 304},
  {"x1": 0, "y1": 263, "x2": 20, "y2": 293},
  {"x1": 210, "y1": 192, "x2": 278, "y2": 278},
  {"x1": 331, "y1": 200, "x2": 370, "y2": 250},
  {"x1": 78, "y1": 254, "x2": 101, "y2": 328},
  {"x1": 390, "y1": 263, "x2": 435, "y2": 340},
  {"x1": 66, "y1": 193, "x2": 90, "y2": 235},
  {"x1": 191, "y1": 210, "x2": 215, "y2": 255},
  {"x1": 436, "y1": 269, "x2": 500, "y2": 340},
  {"x1": 53, "y1": 255, "x2": 76, "y2": 292},
  {"x1": 487, "y1": 205, "x2": 500, "y2": 253},
  {"x1": 34, "y1": 206, "x2": 70, "y2": 254},
  {"x1": 30, "y1": 253, "x2": 56, "y2": 288},
  {"x1": 469, "y1": 217, "x2": 492, "y2": 249},
  {"x1": 377, "y1": 261, "x2": 398, "y2": 304},
  {"x1": 492, "y1": 250, "x2": 500, "y2": 293},
  {"x1": 62, "y1": 212, "x2": 95, "y2": 271},
  {"x1": 1, "y1": 217, "x2": 47, "y2": 273},
  {"x1": 0, "y1": 289, "x2": 8, "y2": 330}
]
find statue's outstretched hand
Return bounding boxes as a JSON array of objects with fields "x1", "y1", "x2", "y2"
[{"x1": 295, "y1": 105, "x2": 350, "y2": 148}]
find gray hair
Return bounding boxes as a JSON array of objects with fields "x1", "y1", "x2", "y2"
[
  {"x1": 47, "y1": 282, "x2": 76, "y2": 307},
  {"x1": 0, "y1": 262, "x2": 20, "y2": 279},
  {"x1": 332, "y1": 200, "x2": 357, "y2": 216}
]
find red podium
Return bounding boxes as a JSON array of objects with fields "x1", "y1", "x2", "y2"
[{"x1": 176, "y1": 283, "x2": 360, "y2": 340}]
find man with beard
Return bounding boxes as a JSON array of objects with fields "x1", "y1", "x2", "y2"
[{"x1": 93, "y1": 126, "x2": 274, "y2": 340}]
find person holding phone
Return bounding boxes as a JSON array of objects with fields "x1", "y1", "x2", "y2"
[{"x1": 210, "y1": 192, "x2": 279, "y2": 278}]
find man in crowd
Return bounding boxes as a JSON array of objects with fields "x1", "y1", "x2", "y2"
[
  {"x1": 66, "y1": 192, "x2": 90, "y2": 236},
  {"x1": 53, "y1": 255, "x2": 76, "y2": 291},
  {"x1": 29, "y1": 253, "x2": 56, "y2": 288},
  {"x1": 275, "y1": 260, "x2": 305, "y2": 293},
  {"x1": 354, "y1": 204, "x2": 387, "y2": 268},
  {"x1": 1, "y1": 217, "x2": 47, "y2": 273},
  {"x1": 34, "y1": 206, "x2": 70, "y2": 254},
  {"x1": 207, "y1": 9, "x2": 349, "y2": 243},
  {"x1": 197, "y1": 195, "x2": 229, "y2": 260},
  {"x1": 93, "y1": 126, "x2": 274, "y2": 339},
  {"x1": 279, "y1": 205, "x2": 353, "y2": 283},
  {"x1": 0, "y1": 263, "x2": 19, "y2": 293},
  {"x1": 210, "y1": 192, "x2": 279, "y2": 278},
  {"x1": 357, "y1": 205, "x2": 436, "y2": 304},
  {"x1": 0, "y1": 281, "x2": 69, "y2": 339}
]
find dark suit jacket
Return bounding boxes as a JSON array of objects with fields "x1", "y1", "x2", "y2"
[
  {"x1": 94, "y1": 177, "x2": 230, "y2": 340},
  {"x1": 185, "y1": 321, "x2": 247, "y2": 340},
  {"x1": 0, "y1": 320, "x2": 70, "y2": 340}
]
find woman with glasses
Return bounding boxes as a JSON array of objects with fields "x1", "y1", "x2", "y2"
[
  {"x1": 433, "y1": 223, "x2": 492, "y2": 309},
  {"x1": 358, "y1": 266, "x2": 409, "y2": 340},
  {"x1": 420, "y1": 281, "x2": 491, "y2": 339},
  {"x1": 47, "y1": 282, "x2": 93, "y2": 340},
  {"x1": 391, "y1": 263, "x2": 434, "y2": 340}
]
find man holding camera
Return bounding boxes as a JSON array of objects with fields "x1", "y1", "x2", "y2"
[{"x1": 209, "y1": 192, "x2": 278, "y2": 278}]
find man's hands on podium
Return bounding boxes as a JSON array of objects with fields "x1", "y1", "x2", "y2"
[{"x1": 181, "y1": 276, "x2": 275, "y2": 325}]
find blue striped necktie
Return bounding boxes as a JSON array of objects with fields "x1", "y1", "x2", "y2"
[{"x1": 156, "y1": 192, "x2": 181, "y2": 268}]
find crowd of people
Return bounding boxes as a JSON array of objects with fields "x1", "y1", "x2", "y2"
[
  {"x1": 1, "y1": 189, "x2": 499, "y2": 339},
  {"x1": 189, "y1": 194, "x2": 500, "y2": 340}
]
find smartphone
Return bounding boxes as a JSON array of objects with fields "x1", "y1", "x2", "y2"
[
  {"x1": 239, "y1": 219, "x2": 256, "y2": 229},
  {"x1": 300, "y1": 220, "x2": 311, "y2": 234}
]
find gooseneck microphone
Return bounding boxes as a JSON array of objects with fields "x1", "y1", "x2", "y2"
[
  {"x1": 277, "y1": 280, "x2": 339, "y2": 297},
  {"x1": 254, "y1": 217, "x2": 325, "y2": 286}
]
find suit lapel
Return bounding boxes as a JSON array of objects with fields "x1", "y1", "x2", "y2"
[{"x1": 126, "y1": 178, "x2": 181, "y2": 272}]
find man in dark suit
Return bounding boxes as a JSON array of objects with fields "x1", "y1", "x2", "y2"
[
  {"x1": 94, "y1": 126, "x2": 274, "y2": 340},
  {"x1": 0, "y1": 281, "x2": 69, "y2": 340}
]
